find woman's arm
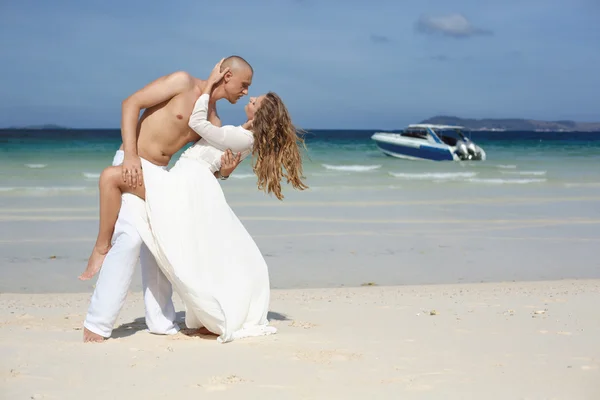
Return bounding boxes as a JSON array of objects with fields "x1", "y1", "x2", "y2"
[{"x1": 188, "y1": 94, "x2": 253, "y2": 154}]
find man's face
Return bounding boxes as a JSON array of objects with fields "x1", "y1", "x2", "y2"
[{"x1": 223, "y1": 68, "x2": 253, "y2": 104}]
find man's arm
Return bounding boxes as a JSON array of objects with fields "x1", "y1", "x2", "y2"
[{"x1": 120, "y1": 71, "x2": 194, "y2": 187}]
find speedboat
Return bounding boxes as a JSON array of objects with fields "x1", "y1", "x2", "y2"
[{"x1": 371, "y1": 124, "x2": 486, "y2": 161}]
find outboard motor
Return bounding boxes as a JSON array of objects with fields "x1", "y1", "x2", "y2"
[
  {"x1": 455, "y1": 131, "x2": 485, "y2": 161},
  {"x1": 466, "y1": 140, "x2": 485, "y2": 160},
  {"x1": 454, "y1": 140, "x2": 470, "y2": 160},
  {"x1": 466, "y1": 141, "x2": 477, "y2": 156}
]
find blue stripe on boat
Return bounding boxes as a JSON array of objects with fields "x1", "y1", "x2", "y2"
[{"x1": 374, "y1": 140, "x2": 454, "y2": 161}]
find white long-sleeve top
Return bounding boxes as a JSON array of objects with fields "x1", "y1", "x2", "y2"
[{"x1": 181, "y1": 94, "x2": 254, "y2": 172}]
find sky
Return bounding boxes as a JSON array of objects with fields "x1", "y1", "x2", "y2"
[{"x1": 1, "y1": 0, "x2": 599, "y2": 129}]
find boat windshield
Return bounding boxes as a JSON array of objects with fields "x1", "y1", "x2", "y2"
[
  {"x1": 400, "y1": 127, "x2": 429, "y2": 140},
  {"x1": 434, "y1": 128, "x2": 469, "y2": 146}
]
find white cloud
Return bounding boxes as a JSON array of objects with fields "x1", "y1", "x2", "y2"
[
  {"x1": 416, "y1": 13, "x2": 493, "y2": 38},
  {"x1": 370, "y1": 34, "x2": 391, "y2": 44}
]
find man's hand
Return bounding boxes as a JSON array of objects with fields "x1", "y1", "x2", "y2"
[
  {"x1": 242, "y1": 119, "x2": 253, "y2": 131},
  {"x1": 219, "y1": 149, "x2": 242, "y2": 178},
  {"x1": 122, "y1": 153, "x2": 143, "y2": 188}
]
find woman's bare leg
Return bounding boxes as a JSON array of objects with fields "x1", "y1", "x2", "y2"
[{"x1": 79, "y1": 166, "x2": 146, "y2": 280}]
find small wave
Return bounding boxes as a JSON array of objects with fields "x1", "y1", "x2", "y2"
[
  {"x1": 310, "y1": 172, "x2": 341, "y2": 177},
  {"x1": 389, "y1": 172, "x2": 477, "y2": 180},
  {"x1": 0, "y1": 186, "x2": 89, "y2": 195},
  {"x1": 467, "y1": 178, "x2": 546, "y2": 185},
  {"x1": 496, "y1": 164, "x2": 517, "y2": 169},
  {"x1": 83, "y1": 172, "x2": 101, "y2": 179},
  {"x1": 322, "y1": 164, "x2": 381, "y2": 172},
  {"x1": 564, "y1": 182, "x2": 600, "y2": 188},
  {"x1": 34, "y1": 186, "x2": 88, "y2": 192},
  {"x1": 501, "y1": 170, "x2": 547, "y2": 176},
  {"x1": 307, "y1": 184, "x2": 397, "y2": 192},
  {"x1": 25, "y1": 164, "x2": 47, "y2": 169},
  {"x1": 230, "y1": 173, "x2": 255, "y2": 179}
]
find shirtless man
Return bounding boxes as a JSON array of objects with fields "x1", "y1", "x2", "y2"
[{"x1": 80, "y1": 56, "x2": 254, "y2": 342}]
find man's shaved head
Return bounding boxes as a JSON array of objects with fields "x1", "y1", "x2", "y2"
[
  {"x1": 219, "y1": 55, "x2": 253, "y2": 104},
  {"x1": 221, "y1": 55, "x2": 253, "y2": 74}
]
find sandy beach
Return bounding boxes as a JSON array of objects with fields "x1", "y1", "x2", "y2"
[
  {"x1": 2, "y1": 281, "x2": 600, "y2": 399},
  {"x1": 1, "y1": 164, "x2": 600, "y2": 399}
]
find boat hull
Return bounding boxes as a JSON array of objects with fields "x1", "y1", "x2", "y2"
[{"x1": 371, "y1": 134, "x2": 457, "y2": 161}]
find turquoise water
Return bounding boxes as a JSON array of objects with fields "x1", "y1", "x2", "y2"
[{"x1": 1, "y1": 129, "x2": 599, "y2": 197}]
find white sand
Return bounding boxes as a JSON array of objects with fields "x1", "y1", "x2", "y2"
[
  {"x1": 2, "y1": 280, "x2": 599, "y2": 399},
  {"x1": 2, "y1": 174, "x2": 600, "y2": 399}
]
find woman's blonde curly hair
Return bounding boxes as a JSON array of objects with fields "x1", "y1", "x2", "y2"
[{"x1": 251, "y1": 92, "x2": 308, "y2": 200}]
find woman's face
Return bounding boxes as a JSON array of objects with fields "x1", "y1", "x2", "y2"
[{"x1": 244, "y1": 95, "x2": 265, "y2": 120}]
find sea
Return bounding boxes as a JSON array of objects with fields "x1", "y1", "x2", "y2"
[
  {"x1": 2, "y1": 128, "x2": 600, "y2": 293},
  {"x1": 1, "y1": 129, "x2": 599, "y2": 199}
]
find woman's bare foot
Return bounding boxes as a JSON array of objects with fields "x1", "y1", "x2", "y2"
[
  {"x1": 83, "y1": 327, "x2": 105, "y2": 343},
  {"x1": 78, "y1": 245, "x2": 111, "y2": 280},
  {"x1": 197, "y1": 327, "x2": 216, "y2": 336},
  {"x1": 181, "y1": 327, "x2": 218, "y2": 337}
]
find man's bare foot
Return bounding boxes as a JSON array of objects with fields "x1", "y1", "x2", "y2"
[
  {"x1": 83, "y1": 327, "x2": 105, "y2": 343},
  {"x1": 79, "y1": 245, "x2": 110, "y2": 280}
]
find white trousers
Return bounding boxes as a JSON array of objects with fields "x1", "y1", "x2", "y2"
[{"x1": 83, "y1": 150, "x2": 179, "y2": 338}]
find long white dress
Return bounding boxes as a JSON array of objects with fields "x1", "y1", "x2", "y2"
[{"x1": 130, "y1": 93, "x2": 276, "y2": 343}]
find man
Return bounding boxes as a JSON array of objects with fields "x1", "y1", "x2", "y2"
[{"x1": 80, "y1": 56, "x2": 254, "y2": 342}]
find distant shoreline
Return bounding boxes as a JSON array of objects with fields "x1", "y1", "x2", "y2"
[
  {"x1": 4, "y1": 116, "x2": 600, "y2": 133},
  {"x1": 2, "y1": 127, "x2": 600, "y2": 133},
  {"x1": 420, "y1": 116, "x2": 600, "y2": 132}
]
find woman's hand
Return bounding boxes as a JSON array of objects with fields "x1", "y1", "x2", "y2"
[{"x1": 206, "y1": 59, "x2": 230, "y2": 89}]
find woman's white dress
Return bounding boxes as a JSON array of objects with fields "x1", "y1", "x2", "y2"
[{"x1": 131, "y1": 94, "x2": 276, "y2": 343}]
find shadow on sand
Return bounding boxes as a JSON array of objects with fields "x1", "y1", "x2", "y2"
[{"x1": 111, "y1": 310, "x2": 290, "y2": 340}]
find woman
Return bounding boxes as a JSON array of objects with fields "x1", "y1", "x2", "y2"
[{"x1": 89, "y1": 61, "x2": 308, "y2": 342}]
